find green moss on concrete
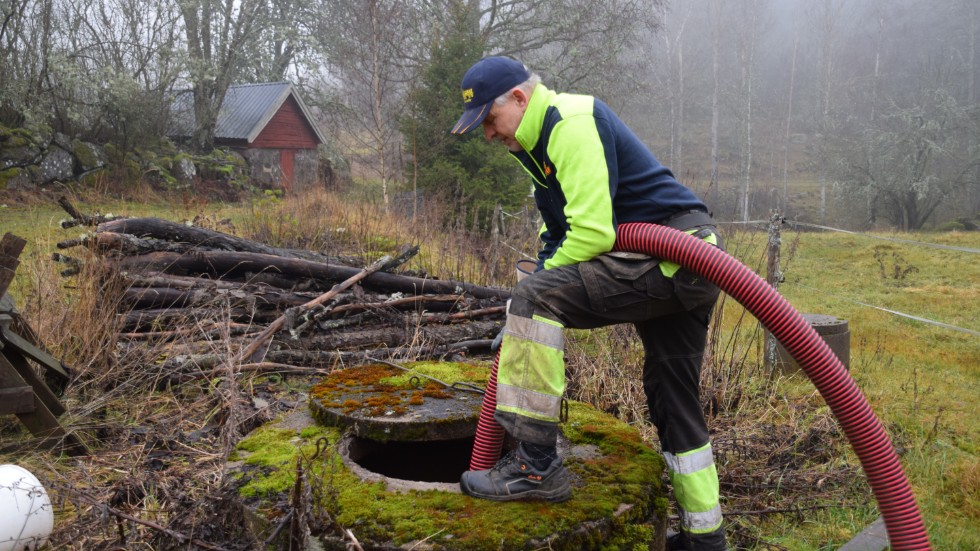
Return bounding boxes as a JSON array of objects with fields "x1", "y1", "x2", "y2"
[
  {"x1": 232, "y1": 424, "x2": 335, "y2": 498},
  {"x1": 233, "y1": 363, "x2": 667, "y2": 550},
  {"x1": 382, "y1": 360, "x2": 488, "y2": 387},
  {"x1": 309, "y1": 361, "x2": 486, "y2": 421}
]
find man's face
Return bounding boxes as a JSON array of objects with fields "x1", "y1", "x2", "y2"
[{"x1": 482, "y1": 90, "x2": 526, "y2": 152}]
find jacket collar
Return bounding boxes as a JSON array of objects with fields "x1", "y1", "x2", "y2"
[{"x1": 516, "y1": 83, "x2": 555, "y2": 152}]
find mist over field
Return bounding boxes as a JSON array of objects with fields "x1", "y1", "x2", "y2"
[{"x1": 2, "y1": 0, "x2": 976, "y2": 231}]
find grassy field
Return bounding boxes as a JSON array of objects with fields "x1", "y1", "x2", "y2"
[
  {"x1": 722, "y1": 226, "x2": 979, "y2": 549},
  {"x1": 1, "y1": 189, "x2": 977, "y2": 549}
]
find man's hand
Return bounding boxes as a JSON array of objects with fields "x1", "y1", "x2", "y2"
[{"x1": 491, "y1": 329, "x2": 504, "y2": 352}]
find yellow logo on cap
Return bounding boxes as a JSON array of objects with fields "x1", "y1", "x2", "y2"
[{"x1": 462, "y1": 88, "x2": 474, "y2": 103}]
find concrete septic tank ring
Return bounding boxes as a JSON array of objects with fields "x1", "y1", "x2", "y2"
[{"x1": 229, "y1": 362, "x2": 668, "y2": 549}]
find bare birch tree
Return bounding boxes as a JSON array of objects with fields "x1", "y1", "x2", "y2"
[
  {"x1": 313, "y1": 0, "x2": 418, "y2": 212},
  {"x1": 781, "y1": 30, "x2": 799, "y2": 212},
  {"x1": 708, "y1": 0, "x2": 721, "y2": 211},
  {"x1": 659, "y1": 2, "x2": 693, "y2": 173},
  {"x1": 810, "y1": 0, "x2": 847, "y2": 225},
  {"x1": 734, "y1": 0, "x2": 765, "y2": 223}
]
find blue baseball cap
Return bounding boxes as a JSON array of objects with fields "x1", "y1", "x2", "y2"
[{"x1": 451, "y1": 56, "x2": 530, "y2": 135}]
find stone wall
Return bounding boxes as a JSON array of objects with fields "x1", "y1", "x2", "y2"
[
  {"x1": 0, "y1": 128, "x2": 107, "y2": 190},
  {"x1": 1, "y1": 125, "x2": 340, "y2": 195}
]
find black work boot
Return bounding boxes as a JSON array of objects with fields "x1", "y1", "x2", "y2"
[
  {"x1": 666, "y1": 528, "x2": 728, "y2": 550},
  {"x1": 460, "y1": 450, "x2": 571, "y2": 502}
]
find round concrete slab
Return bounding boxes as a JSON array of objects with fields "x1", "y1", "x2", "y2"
[{"x1": 309, "y1": 363, "x2": 484, "y2": 442}]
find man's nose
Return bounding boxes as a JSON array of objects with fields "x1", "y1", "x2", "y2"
[{"x1": 482, "y1": 124, "x2": 495, "y2": 141}]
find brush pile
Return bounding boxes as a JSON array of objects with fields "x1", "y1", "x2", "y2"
[{"x1": 53, "y1": 198, "x2": 508, "y2": 382}]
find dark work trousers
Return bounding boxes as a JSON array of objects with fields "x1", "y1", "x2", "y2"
[
  {"x1": 500, "y1": 236, "x2": 727, "y2": 550},
  {"x1": 503, "y1": 252, "x2": 720, "y2": 449}
]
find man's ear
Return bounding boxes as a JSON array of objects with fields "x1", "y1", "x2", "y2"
[{"x1": 512, "y1": 88, "x2": 530, "y2": 109}]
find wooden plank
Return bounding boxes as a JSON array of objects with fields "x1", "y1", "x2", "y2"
[
  {"x1": 1, "y1": 342, "x2": 66, "y2": 417},
  {"x1": 0, "y1": 352, "x2": 88, "y2": 455},
  {"x1": 0, "y1": 354, "x2": 36, "y2": 414},
  {"x1": 0, "y1": 386, "x2": 36, "y2": 414},
  {"x1": 1, "y1": 352, "x2": 62, "y2": 436},
  {"x1": 0, "y1": 232, "x2": 27, "y2": 297},
  {"x1": 0, "y1": 319, "x2": 71, "y2": 380}
]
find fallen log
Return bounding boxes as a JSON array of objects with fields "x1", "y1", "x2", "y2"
[
  {"x1": 121, "y1": 271, "x2": 304, "y2": 292},
  {"x1": 98, "y1": 217, "x2": 346, "y2": 263},
  {"x1": 239, "y1": 271, "x2": 327, "y2": 291},
  {"x1": 119, "y1": 308, "x2": 282, "y2": 332},
  {"x1": 112, "y1": 251, "x2": 511, "y2": 300},
  {"x1": 418, "y1": 305, "x2": 507, "y2": 323},
  {"x1": 288, "y1": 293, "x2": 475, "y2": 337},
  {"x1": 160, "y1": 339, "x2": 495, "y2": 374},
  {"x1": 286, "y1": 319, "x2": 500, "y2": 352},
  {"x1": 238, "y1": 248, "x2": 421, "y2": 363},
  {"x1": 58, "y1": 195, "x2": 127, "y2": 228},
  {"x1": 121, "y1": 286, "x2": 314, "y2": 310},
  {"x1": 59, "y1": 231, "x2": 200, "y2": 256},
  {"x1": 119, "y1": 323, "x2": 259, "y2": 341}
]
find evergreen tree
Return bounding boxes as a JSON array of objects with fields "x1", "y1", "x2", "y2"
[{"x1": 400, "y1": 6, "x2": 528, "y2": 231}]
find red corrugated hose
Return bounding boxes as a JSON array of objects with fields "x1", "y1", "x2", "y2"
[
  {"x1": 468, "y1": 222, "x2": 930, "y2": 550},
  {"x1": 469, "y1": 349, "x2": 506, "y2": 470}
]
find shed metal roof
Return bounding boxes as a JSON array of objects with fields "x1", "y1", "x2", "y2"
[{"x1": 170, "y1": 82, "x2": 327, "y2": 145}]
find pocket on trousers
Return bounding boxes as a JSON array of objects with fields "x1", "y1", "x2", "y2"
[
  {"x1": 580, "y1": 254, "x2": 669, "y2": 312},
  {"x1": 672, "y1": 267, "x2": 721, "y2": 310}
]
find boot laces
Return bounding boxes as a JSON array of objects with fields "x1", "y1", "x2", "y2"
[{"x1": 491, "y1": 450, "x2": 522, "y2": 473}]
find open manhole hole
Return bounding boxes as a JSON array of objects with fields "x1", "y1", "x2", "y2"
[
  {"x1": 310, "y1": 362, "x2": 486, "y2": 491},
  {"x1": 342, "y1": 434, "x2": 476, "y2": 484}
]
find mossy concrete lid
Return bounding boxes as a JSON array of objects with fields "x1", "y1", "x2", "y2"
[{"x1": 309, "y1": 362, "x2": 487, "y2": 442}]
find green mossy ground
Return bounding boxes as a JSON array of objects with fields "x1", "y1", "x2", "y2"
[{"x1": 231, "y1": 362, "x2": 667, "y2": 550}]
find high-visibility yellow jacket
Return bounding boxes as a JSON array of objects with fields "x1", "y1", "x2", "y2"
[{"x1": 510, "y1": 84, "x2": 708, "y2": 270}]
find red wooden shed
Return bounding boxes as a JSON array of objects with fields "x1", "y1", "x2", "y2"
[{"x1": 172, "y1": 82, "x2": 329, "y2": 192}]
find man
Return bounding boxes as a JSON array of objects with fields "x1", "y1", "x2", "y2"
[{"x1": 450, "y1": 56, "x2": 728, "y2": 550}]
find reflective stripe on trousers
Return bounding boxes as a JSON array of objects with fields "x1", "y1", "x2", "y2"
[
  {"x1": 663, "y1": 443, "x2": 723, "y2": 534},
  {"x1": 495, "y1": 313, "x2": 565, "y2": 423}
]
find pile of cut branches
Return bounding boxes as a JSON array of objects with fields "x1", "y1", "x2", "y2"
[{"x1": 53, "y1": 197, "x2": 508, "y2": 384}]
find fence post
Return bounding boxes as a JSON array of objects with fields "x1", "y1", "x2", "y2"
[{"x1": 764, "y1": 210, "x2": 784, "y2": 374}]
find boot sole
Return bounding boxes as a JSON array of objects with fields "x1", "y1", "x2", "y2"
[{"x1": 460, "y1": 481, "x2": 572, "y2": 503}]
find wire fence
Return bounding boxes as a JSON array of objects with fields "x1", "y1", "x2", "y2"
[
  {"x1": 729, "y1": 219, "x2": 980, "y2": 254},
  {"x1": 726, "y1": 218, "x2": 980, "y2": 337}
]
